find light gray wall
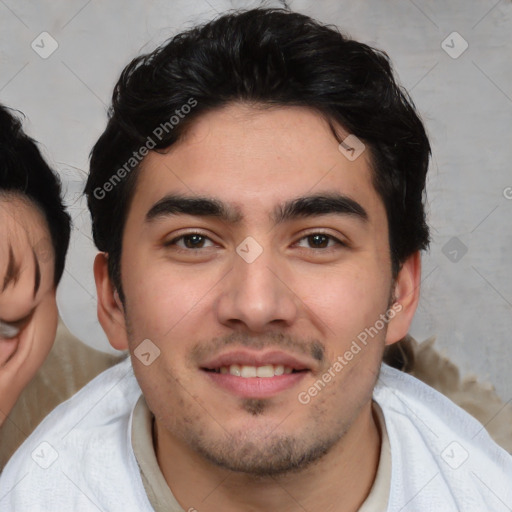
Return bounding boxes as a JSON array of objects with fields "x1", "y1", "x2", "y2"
[{"x1": 1, "y1": 0, "x2": 511, "y2": 399}]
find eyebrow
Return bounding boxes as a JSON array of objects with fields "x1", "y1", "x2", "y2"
[
  {"x1": 273, "y1": 193, "x2": 368, "y2": 224},
  {"x1": 145, "y1": 193, "x2": 368, "y2": 226},
  {"x1": 146, "y1": 196, "x2": 243, "y2": 224}
]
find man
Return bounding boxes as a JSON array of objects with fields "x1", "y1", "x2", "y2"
[
  {"x1": 0, "y1": 105, "x2": 119, "y2": 469},
  {"x1": 1, "y1": 8, "x2": 510, "y2": 511}
]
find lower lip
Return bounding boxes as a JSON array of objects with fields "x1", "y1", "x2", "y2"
[
  {"x1": 203, "y1": 370, "x2": 308, "y2": 399},
  {"x1": 0, "y1": 339, "x2": 19, "y2": 368}
]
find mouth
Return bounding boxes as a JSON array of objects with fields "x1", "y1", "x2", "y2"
[
  {"x1": 200, "y1": 350, "x2": 312, "y2": 399},
  {"x1": 207, "y1": 363, "x2": 300, "y2": 377}
]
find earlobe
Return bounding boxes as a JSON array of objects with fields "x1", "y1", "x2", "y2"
[
  {"x1": 385, "y1": 252, "x2": 421, "y2": 346},
  {"x1": 93, "y1": 253, "x2": 129, "y2": 351}
]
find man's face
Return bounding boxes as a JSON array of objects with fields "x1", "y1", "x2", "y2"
[
  {"x1": 113, "y1": 104, "x2": 407, "y2": 475},
  {"x1": 0, "y1": 195, "x2": 57, "y2": 423}
]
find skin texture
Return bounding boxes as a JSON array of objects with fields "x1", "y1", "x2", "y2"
[
  {"x1": 0, "y1": 195, "x2": 57, "y2": 426},
  {"x1": 95, "y1": 103, "x2": 421, "y2": 511}
]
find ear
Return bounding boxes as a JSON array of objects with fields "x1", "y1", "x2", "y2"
[
  {"x1": 93, "y1": 252, "x2": 129, "y2": 351},
  {"x1": 385, "y1": 251, "x2": 421, "y2": 346}
]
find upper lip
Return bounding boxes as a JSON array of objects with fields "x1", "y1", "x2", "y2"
[{"x1": 200, "y1": 349, "x2": 313, "y2": 371}]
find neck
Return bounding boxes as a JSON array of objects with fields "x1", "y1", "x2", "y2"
[{"x1": 154, "y1": 402, "x2": 381, "y2": 512}]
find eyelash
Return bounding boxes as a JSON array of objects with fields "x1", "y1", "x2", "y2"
[
  {"x1": 295, "y1": 231, "x2": 346, "y2": 250},
  {"x1": 164, "y1": 231, "x2": 347, "y2": 251},
  {"x1": 164, "y1": 231, "x2": 215, "y2": 250}
]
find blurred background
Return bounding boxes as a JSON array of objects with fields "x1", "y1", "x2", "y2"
[{"x1": 0, "y1": 0, "x2": 511, "y2": 399}]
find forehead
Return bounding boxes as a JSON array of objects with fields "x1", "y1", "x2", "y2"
[{"x1": 130, "y1": 103, "x2": 383, "y2": 221}]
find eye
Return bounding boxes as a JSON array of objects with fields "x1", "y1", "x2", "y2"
[
  {"x1": 0, "y1": 321, "x2": 21, "y2": 339},
  {"x1": 166, "y1": 233, "x2": 216, "y2": 250},
  {"x1": 295, "y1": 233, "x2": 344, "y2": 249}
]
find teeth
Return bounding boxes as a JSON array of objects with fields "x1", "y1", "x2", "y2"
[
  {"x1": 229, "y1": 364, "x2": 241, "y2": 376},
  {"x1": 241, "y1": 365, "x2": 257, "y2": 378},
  {"x1": 219, "y1": 364, "x2": 296, "y2": 378},
  {"x1": 256, "y1": 365, "x2": 274, "y2": 378}
]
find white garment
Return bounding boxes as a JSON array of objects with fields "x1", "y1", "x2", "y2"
[{"x1": 0, "y1": 357, "x2": 511, "y2": 512}]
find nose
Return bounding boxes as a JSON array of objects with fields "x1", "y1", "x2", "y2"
[{"x1": 214, "y1": 246, "x2": 299, "y2": 333}]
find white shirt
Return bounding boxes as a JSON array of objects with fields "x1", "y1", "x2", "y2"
[{"x1": 0, "y1": 357, "x2": 511, "y2": 512}]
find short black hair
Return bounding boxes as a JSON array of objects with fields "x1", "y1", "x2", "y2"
[
  {"x1": 0, "y1": 105, "x2": 71, "y2": 286},
  {"x1": 85, "y1": 8, "x2": 430, "y2": 297}
]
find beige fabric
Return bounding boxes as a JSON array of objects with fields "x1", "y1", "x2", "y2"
[
  {"x1": 132, "y1": 396, "x2": 391, "y2": 512},
  {"x1": 0, "y1": 318, "x2": 122, "y2": 469},
  {"x1": 359, "y1": 401, "x2": 391, "y2": 512},
  {"x1": 409, "y1": 336, "x2": 512, "y2": 454},
  {"x1": 132, "y1": 396, "x2": 184, "y2": 512}
]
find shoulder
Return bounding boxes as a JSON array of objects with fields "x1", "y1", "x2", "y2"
[
  {"x1": 0, "y1": 357, "x2": 151, "y2": 511},
  {"x1": 375, "y1": 364, "x2": 512, "y2": 511}
]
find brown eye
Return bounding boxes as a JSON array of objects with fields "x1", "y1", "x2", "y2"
[
  {"x1": 307, "y1": 234, "x2": 329, "y2": 248},
  {"x1": 183, "y1": 234, "x2": 206, "y2": 248},
  {"x1": 166, "y1": 233, "x2": 215, "y2": 250},
  {"x1": 296, "y1": 233, "x2": 343, "y2": 249}
]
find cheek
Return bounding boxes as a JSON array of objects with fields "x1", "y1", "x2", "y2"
[
  {"x1": 295, "y1": 261, "x2": 391, "y2": 336},
  {"x1": 122, "y1": 254, "x2": 222, "y2": 340}
]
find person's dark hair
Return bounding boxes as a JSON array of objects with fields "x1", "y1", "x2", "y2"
[
  {"x1": 0, "y1": 105, "x2": 71, "y2": 285},
  {"x1": 85, "y1": 7, "x2": 430, "y2": 301}
]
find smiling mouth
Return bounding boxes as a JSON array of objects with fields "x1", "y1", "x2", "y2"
[
  {"x1": 199, "y1": 349, "x2": 314, "y2": 398},
  {"x1": 203, "y1": 364, "x2": 306, "y2": 378},
  {"x1": 201, "y1": 363, "x2": 310, "y2": 399}
]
